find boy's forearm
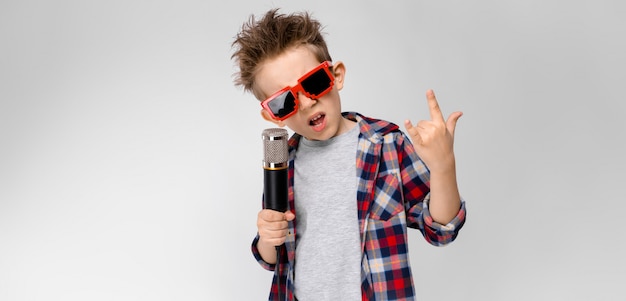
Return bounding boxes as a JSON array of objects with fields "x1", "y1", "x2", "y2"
[{"x1": 427, "y1": 163, "x2": 461, "y2": 224}]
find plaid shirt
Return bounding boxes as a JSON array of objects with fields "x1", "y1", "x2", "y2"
[{"x1": 252, "y1": 112, "x2": 466, "y2": 301}]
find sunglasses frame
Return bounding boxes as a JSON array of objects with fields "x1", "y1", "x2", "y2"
[{"x1": 260, "y1": 61, "x2": 334, "y2": 121}]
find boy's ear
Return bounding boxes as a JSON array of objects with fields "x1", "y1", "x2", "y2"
[
  {"x1": 331, "y1": 61, "x2": 346, "y2": 91},
  {"x1": 260, "y1": 109, "x2": 286, "y2": 127}
]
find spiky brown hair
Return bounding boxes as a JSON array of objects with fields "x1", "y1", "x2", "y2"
[{"x1": 231, "y1": 9, "x2": 332, "y2": 100}]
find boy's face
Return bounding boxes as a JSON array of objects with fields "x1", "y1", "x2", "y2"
[{"x1": 255, "y1": 46, "x2": 351, "y2": 141}]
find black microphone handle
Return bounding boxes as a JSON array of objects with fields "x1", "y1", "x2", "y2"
[{"x1": 263, "y1": 168, "x2": 289, "y2": 212}]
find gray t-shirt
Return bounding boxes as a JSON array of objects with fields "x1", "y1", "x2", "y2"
[{"x1": 293, "y1": 123, "x2": 361, "y2": 301}]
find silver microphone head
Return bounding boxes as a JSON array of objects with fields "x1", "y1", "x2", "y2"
[{"x1": 262, "y1": 128, "x2": 289, "y2": 169}]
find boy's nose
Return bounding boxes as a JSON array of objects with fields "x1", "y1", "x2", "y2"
[{"x1": 298, "y1": 92, "x2": 317, "y2": 111}]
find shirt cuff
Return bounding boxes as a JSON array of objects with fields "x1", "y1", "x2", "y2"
[
  {"x1": 251, "y1": 234, "x2": 276, "y2": 271},
  {"x1": 422, "y1": 197, "x2": 467, "y2": 245}
]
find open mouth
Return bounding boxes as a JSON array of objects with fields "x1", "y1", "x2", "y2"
[
  {"x1": 309, "y1": 113, "x2": 325, "y2": 126},
  {"x1": 309, "y1": 113, "x2": 326, "y2": 132}
]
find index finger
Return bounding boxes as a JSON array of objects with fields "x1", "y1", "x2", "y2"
[
  {"x1": 426, "y1": 89, "x2": 445, "y2": 123},
  {"x1": 260, "y1": 209, "x2": 287, "y2": 222}
]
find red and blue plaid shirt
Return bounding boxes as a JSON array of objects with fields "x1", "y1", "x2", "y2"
[{"x1": 252, "y1": 112, "x2": 466, "y2": 301}]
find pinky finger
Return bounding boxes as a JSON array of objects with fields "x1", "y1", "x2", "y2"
[
  {"x1": 404, "y1": 120, "x2": 423, "y2": 144},
  {"x1": 404, "y1": 120, "x2": 416, "y2": 134}
]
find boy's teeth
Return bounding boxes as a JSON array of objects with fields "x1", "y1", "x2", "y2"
[{"x1": 310, "y1": 114, "x2": 323, "y2": 126}]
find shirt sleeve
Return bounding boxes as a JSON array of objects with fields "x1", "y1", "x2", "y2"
[
  {"x1": 397, "y1": 132, "x2": 467, "y2": 246},
  {"x1": 251, "y1": 234, "x2": 276, "y2": 271},
  {"x1": 419, "y1": 193, "x2": 466, "y2": 245}
]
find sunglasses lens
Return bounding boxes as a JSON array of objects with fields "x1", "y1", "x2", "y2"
[
  {"x1": 267, "y1": 91, "x2": 296, "y2": 119},
  {"x1": 300, "y1": 68, "x2": 332, "y2": 96}
]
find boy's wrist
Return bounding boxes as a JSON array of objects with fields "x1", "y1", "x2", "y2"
[
  {"x1": 427, "y1": 157, "x2": 456, "y2": 174},
  {"x1": 256, "y1": 236, "x2": 278, "y2": 264}
]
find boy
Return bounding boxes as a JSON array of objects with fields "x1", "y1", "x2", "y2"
[{"x1": 231, "y1": 9, "x2": 466, "y2": 301}]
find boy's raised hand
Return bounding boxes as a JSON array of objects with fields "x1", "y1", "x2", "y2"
[{"x1": 403, "y1": 89, "x2": 462, "y2": 172}]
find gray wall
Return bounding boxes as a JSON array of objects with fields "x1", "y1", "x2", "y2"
[{"x1": 1, "y1": 0, "x2": 624, "y2": 300}]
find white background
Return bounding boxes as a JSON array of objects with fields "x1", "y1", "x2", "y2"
[{"x1": 1, "y1": 0, "x2": 624, "y2": 300}]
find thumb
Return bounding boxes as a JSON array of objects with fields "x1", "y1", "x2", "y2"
[
  {"x1": 446, "y1": 111, "x2": 463, "y2": 136},
  {"x1": 284, "y1": 211, "x2": 296, "y2": 221}
]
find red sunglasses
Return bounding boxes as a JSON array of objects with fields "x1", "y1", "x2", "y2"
[{"x1": 260, "y1": 61, "x2": 334, "y2": 121}]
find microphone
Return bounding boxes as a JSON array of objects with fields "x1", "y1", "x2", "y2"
[
  {"x1": 262, "y1": 128, "x2": 289, "y2": 212},
  {"x1": 262, "y1": 128, "x2": 289, "y2": 301}
]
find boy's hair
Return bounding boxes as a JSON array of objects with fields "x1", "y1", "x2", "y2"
[{"x1": 231, "y1": 9, "x2": 332, "y2": 100}]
